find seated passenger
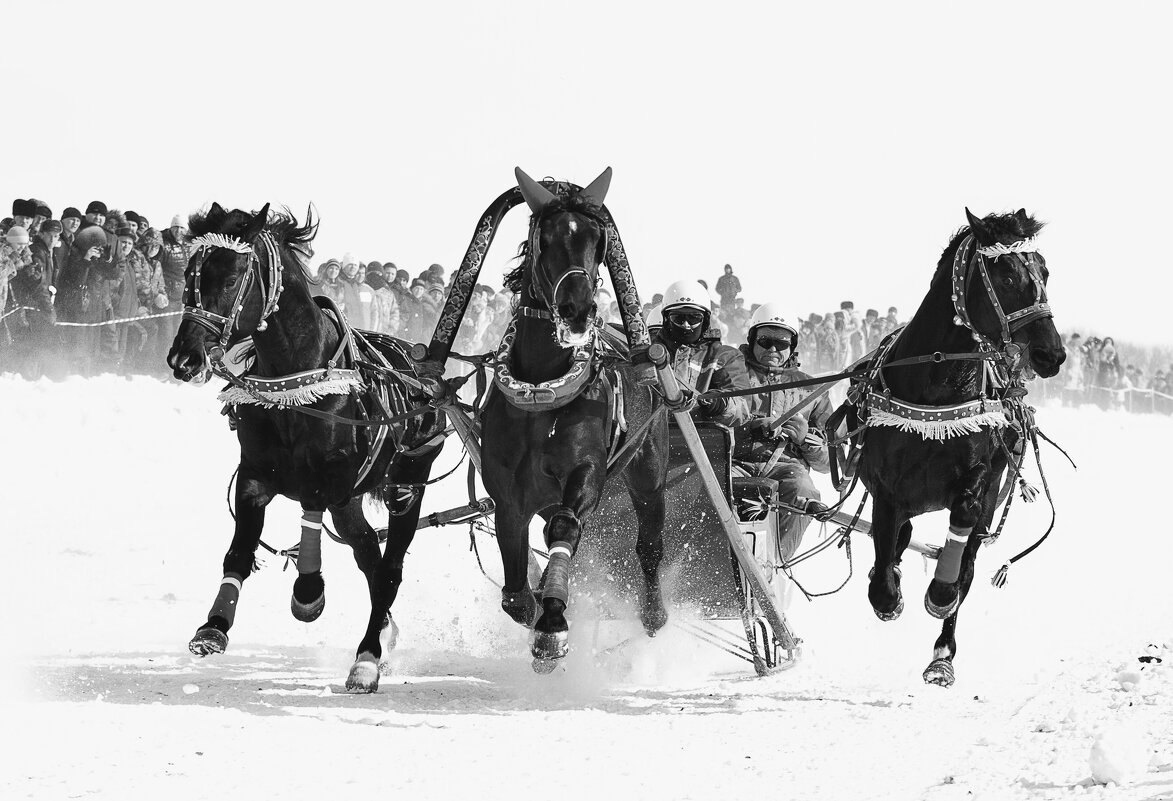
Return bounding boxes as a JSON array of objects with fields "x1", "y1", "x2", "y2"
[
  {"x1": 656, "y1": 280, "x2": 751, "y2": 427},
  {"x1": 733, "y1": 303, "x2": 832, "y2": 561}
]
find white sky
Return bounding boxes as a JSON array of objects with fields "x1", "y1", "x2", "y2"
[{"x1": 5, "y1": 1, "x2": 1171, "y2": 343}]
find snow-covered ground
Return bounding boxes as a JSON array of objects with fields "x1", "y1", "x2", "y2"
[{"x1": 3, "y1": 375, "x2": 1171, "y2": 801}]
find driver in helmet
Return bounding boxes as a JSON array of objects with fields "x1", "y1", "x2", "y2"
[
  {"x1": 655, "y1": 279, "x2": 751, "y2": 427},
  {"x1": 733, "y1": 303, "x2": 832, "y2": 561}
]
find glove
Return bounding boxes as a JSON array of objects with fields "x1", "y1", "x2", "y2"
[
  {"x1": 777, "y1": 415, "x2": 810, "y2": 445},
  {"x1": 696, "y1": 395, "x2": 727, "y2": 418}
]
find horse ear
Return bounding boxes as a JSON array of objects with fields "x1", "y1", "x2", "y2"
[
  {"x1": 515, "y1": 167, "x2": 558, "y2": 215},
  {"x1": 578, "y1": 166, "x2": 612, "y2": 208},
  {"x1": 1014, "y1": 208, "x2": 1030, "y2": 226},
  {"x1": 964, "y1": 207, "x2": 993, "y2": 244},
  {"x1": 244, "y1": 203, "x2": 270, "y2": 242},
  {"x1": 208, "y1": 202, "x2": 226, "y2": 223}
]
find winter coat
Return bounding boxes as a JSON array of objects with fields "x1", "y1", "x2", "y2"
[
  {"x1": 159, "y1": 229, "x2": 191, "y2": 304},
  {"x1": 716, "y1": 273, "x2": 741, "y2": 305},
  {"x1": 0, "y1": 242, "x2": 32, "y2": 314},
  {"x1": 111, "y1": 248, "x2": 144, "y2": 319},
  {"x1": 733, "y1": 347, "x2": 832, "y2": 473},
  {"x1": 56, "y1": 245, "x2": 118, "y2": 323},
  {"x1": 652, "y1": 329, "x2": 751, "y2": 428},
  {"x1": 340, "y1": 275, "x2": 377, "y2": 330}
]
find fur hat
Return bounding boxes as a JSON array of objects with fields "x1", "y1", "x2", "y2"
[
  {"x1": 840, "y1": 300, "x2": 854, "y2": 311},
  {"x1": 865, "y1": 308, "x2": 878, "y2": 318},
  {"x1": 40, "y1": 219, "x2": 63, "y2": 234},
  {"x1": 411, "y1": 277, "x2": 427, "y2": 289},
  {"x1": 62, "y1": 207, "x2": 82, "y2": 221},
  {"x1": 124, "y1": 211, "x2": 141, "y2": 224},
  {"x1": 115, "y1": 226, "x2": 136, "y2": 241},
  {"x1": 140, "y1": 227, "x2": 163, "y2": 247},
  {"x1": 85, "y1": 200, "x2": 108, "y2": 216},
  {"x1": 74, "y1": 226, "x2": 109, "y2": 253},
  {"x1": 34, "y1": 202, "x2": 52, "y2": 219},
  {"x1": 887, "y1": 306, "x2": 898, "y2": 315},
  {"x1": 12, "y1": 198, "x2": 36, "y2": 217}
]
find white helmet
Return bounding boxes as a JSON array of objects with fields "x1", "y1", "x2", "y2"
[
  {"x1": 661, "y1": 280, "x2": 709, "y2": 314},
  {"x1": 748, "y1": 302, "x2": 799, "y2": 341},
  {"x1": 645, "y1": 304, "x2": 663, "y2": 328}
]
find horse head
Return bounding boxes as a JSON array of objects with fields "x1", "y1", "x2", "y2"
[
  {"x1": 515, "y1": 167, "x2": 612, "y2": 347},
  {"x1": 167, "y1": 202, "x2": 273, "y2": 381},
  {"x1": 960, "y1": 208, "x2": 1065, "y2": 379}
]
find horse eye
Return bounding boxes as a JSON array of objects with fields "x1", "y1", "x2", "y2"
[{"x1": 1001, "y1": 275, "x2": 1015, "y2": 289}]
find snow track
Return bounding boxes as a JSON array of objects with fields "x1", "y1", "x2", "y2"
[{"x1": 4, "y1": 376, "x2": 1172, "y2": 800}]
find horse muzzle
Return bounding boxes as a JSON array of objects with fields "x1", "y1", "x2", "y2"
[{"x1": 1027, "y1": 344, "x2": 1065, "y2": 379}]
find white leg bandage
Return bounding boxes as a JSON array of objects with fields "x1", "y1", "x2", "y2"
[
  {"x1": 934, "y1": 525, "x2": 972, "y2": 584},
  {"x1": 209, "y1": 574, "x2": 244, "y2": 624},
  {"x1": 299, "y1": 511, "x2": 324, "y2": 574}
]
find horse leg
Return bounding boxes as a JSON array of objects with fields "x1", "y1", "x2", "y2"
[
  {"x1": 624, "y1": 440, "x2": 668, "y2": 637},
  {"x1": 926, "y1": 464, "x2": 989, "y2": 619},
  {"x1": 923, "y1": 532, "x2": 983, "y2": 686},
  {"x1": 867, "y1": 494, "x2": 908, "y2": 621},
  {"x1": 189, "y1": 469, "x2": 272, "y2": 656},
  {"x1": 495, "y1": 501, "x2": 539, "y2": 628},
  {"x1": 345, "y1": 450, "x2": 440, "y2": 693},
  {"x1": 290, "y1": 506, "x2": 328, "y2": 622},
  {"x1": 533, "y1": 463, "x2": 605, "y2": 667}
]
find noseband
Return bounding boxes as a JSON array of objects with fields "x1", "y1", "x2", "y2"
[
  {"x1": 951, "y1": 234, "x2": 1051, "y2": 359},
  {"x1": 182, "y1": 231, "x2": 283, "y2": 351}
]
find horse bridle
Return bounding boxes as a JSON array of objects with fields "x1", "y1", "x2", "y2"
[
  {"x1": 525, "y1": 212, "x2": 607, "y2": 324},
  {"x1": 951, "y1": 234, "x2": 1051, "y2": 365},
  {"x1": 182, "y1": 231, "x2": 283, "y2": 352}
]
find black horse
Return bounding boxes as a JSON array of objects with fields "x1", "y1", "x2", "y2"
[
  {"x1": 480, "y1": 169, "x2": 669, "y2": 670},
  {"x1": 167, "y1": 203, "x2": 444, "y2": 692},
  {"x1": 851, "y1": 208, "x2": 1065, "y2": 686}
]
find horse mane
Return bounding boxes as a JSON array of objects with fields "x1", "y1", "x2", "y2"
[
  {"x1": 188, "y1": 204, "x2": 319, "y2": 287},
  {"x1": 932, "y1": 210, "x2": 1047, "y2": 285},
  {"x1": 503, "y1": 192, "x2": 606, "y2": 295}
]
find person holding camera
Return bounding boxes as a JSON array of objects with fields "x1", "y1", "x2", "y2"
[{"x1": 56, "y1": 226, "x2": 118, "y2": 375}]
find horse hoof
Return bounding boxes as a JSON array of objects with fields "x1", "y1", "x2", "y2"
[
  {"x1": 291, "y1": 591, "x2": 325, "y2": 623},
  {"x1": 531, "y1": 629, "x2": 569, "y2": 662},
  {"x1": 873, "y1": 596, "x2": 904, "y2": 622},
  {"x1": 641, "y1": 604, "x2": 668, "y2": 637},
  {"x1": 345, "y1": 657, "x2": 380, "y2": 693},
  {"x1": 924, "y1": 585, "x2": 961, "y2": 619},
  {"x1": 923, "y1": 658, "x2": 956, "y2": 687},
  {"x1": 532, "y1": 657, "x2": 559, "y2": 675},
  {"x1": 189, "y1": 627, "x2": 228, "y2": 657},
  {"x1": 501, "y1": 589, "x2": 539, "y2": 628}
]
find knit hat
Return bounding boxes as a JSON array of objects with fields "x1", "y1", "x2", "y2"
[
  {"x1": 86, "y1": 200, "x2": 108, "y2": 216},
  {"x1": 5, "y1": 225, "x2": 30, "y2": 245},
  {"x1": 427, "y1": 263, "x2": 444, "y2": 276},
  {"x1": 170, "y1": 214, "x2": 186, "y2": 228},
  {"x1": 865, "y1": 308, "x2": 878, "y2": 318},
  {"x1": 395, "y1": 269, "x2": 409, "y2": 282},
  {"x1": 365, "y1": 273, "x2": 387, "y2": 291},
  {"x1": 12, "y1": 199, "x2": 36, "y2": 217},
  {"x1": 367, "y1": 260, "x2": 382, "y2": 272},
  {"x1": 411, "y1": 277, "x2": 427, "y2": 289},
  {"x1": 62, "y1": 207, "x2": 82, "y2": 221},
  {"x1": 887, "y1": 306, "x2": 898, "y2": 315},
  {"x1": 40, "y1": 219, "x2": 63, "y2": 234}
]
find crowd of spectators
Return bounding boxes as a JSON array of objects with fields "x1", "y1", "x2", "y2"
[
  {"x1": 1028, "y1": 332, "x2": 1173, "y2": 415},
  {"x1": 3, "y1": 201, "x2": 1170, "y2": 418},
  {"x1": 0, "y1": 198, "x2": 187, "y2": 378}
]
